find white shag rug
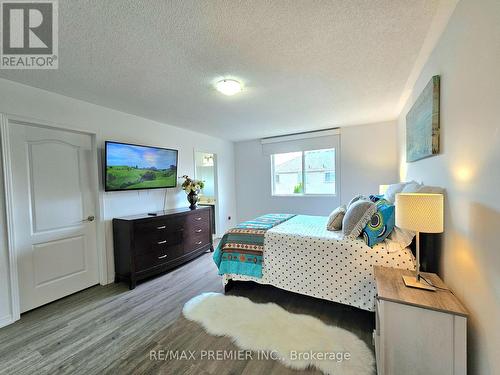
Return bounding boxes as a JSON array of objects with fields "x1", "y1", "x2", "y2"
[{"x1": 182, "y1": 293, "x2": 375, "y2": 375}]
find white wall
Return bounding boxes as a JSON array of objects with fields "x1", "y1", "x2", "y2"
[
  {"x1": 0, "y1": 78, "x2": 237, "y2": 324},
  {"x1": 397, "y1": 1, "x2": 500, "y2": 373},
  {"x1": 235, "y1": 121, "x2": 398, "y2": 222},
  {"x1": 341, "y1": 121, "x2": 399, "y2": 200}
]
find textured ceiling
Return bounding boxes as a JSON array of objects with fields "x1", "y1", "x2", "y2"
[{"x1": 0, "y1": 0, "x2": 440, "y2": 141}]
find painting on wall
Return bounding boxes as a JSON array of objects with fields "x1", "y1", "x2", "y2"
[{"x1": 406, "y1": 75, "x2": 440, "y2": 162}]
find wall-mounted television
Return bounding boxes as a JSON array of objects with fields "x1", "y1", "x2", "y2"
[{"x1": 105, "y1": 141, "x2": 178, "y2": 191}]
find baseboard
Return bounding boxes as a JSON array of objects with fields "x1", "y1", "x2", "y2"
[{"x1": 0, "y1": 314, "x2": 14, "y2": 329}]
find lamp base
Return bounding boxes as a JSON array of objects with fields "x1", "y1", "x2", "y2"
[{"x1": 402, "y1": 275, "x2": 436, "y2": 291}]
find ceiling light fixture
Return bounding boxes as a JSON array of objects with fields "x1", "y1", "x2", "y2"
[{"x1": 215, "y1": 79, "x2": 242, "y2": 96}]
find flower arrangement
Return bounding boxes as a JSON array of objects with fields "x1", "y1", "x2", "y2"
[{"x1": 180, "y1": 175, "x2": 205, "y2": 194}]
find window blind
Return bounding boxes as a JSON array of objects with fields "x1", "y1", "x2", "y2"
[{"x1": 261, "y1": 128, "x2": 340, "y2": 155}]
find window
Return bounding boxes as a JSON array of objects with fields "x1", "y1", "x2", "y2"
[{"x1": 271, "y1": 148, "x2": 336, "y2": 196}]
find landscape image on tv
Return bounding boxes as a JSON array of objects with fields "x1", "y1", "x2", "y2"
[{"x1": 105, "y1": 142, "x2": 178, "y2": 191}]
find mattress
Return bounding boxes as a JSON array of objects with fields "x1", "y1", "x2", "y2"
[{"x1": 224, "y1": 215, "x2": 416, "y2": 311}]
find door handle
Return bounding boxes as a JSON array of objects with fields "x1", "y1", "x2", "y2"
[
  {"x1": 83, "y1": 215, "x2": 95, "y2": 222},
  {"x1": 195, "y1": 229, "x2": 202, "y2": 233},
  {"x1": 158, "y1": 255, "x2": 167, "y2": 259},
  {"x1": 196, "y1": 241, "x2": 202, "y2": 245},
  {"x1": 156, "y1": 225, "x2": 166, "y2": 230},
  {"x1": 157, "y1": 240, "x2": 167, "y2": 245},
  {"x1": 195, "y1": 217, "x2": 202, "y2": 221}
]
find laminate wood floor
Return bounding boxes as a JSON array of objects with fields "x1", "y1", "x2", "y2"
[{"x1": 0, "y1": 252, "x2": 374, "y2": 375}]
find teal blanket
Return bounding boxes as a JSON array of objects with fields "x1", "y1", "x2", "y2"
[{"x1": 213, "y1": 214, "x2": 296, "y2": 278}]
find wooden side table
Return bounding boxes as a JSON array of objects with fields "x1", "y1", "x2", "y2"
[{"x1": 374, "y1": 266, "x2": 468, "y2": 375}]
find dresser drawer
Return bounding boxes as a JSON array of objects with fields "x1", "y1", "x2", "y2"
[
  {"x1": 135, "y1": 248, "x2": 170, "y2": 271},
  {"x1": 135, "y1": 217, "x2": 184, "y2": 234},
  {"x1": 134, "y1": 225, "x2": 184, "y2": 254},
  {"x1": 188, "y1": 210, "x2": 209, "y2": 225},
  {"x1": 186, "y1": 232, "x2": 210, "y2": 250},
  {"x1": 186, "y1": 225, "x2": 209, "y2": 237}
]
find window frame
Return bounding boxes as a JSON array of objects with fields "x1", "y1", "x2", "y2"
[{"x1": 270, "y1": 148, "x2": 338, "y2": 197}]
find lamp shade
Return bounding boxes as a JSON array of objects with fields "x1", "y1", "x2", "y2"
[{"x1": 395, "y1": 193, "x2": 444, "y2": 233}]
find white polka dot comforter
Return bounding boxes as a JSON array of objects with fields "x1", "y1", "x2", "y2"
[{"x1": 224, "y1": 215, "x2": 416, "y2": 311}]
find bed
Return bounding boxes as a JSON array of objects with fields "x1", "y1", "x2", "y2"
[{"x1": 214, "y1": 214, "x2": 416, "y2": 312}]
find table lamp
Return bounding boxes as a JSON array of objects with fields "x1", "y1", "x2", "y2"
[{"x1": 395, "y1": 193, "x2": 444, "y2": 291}]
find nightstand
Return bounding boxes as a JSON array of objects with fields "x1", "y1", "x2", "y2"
[{"x1": 373, "y1": 266, "x2": 468, "y2": 375}]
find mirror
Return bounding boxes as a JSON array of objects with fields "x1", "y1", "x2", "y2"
[{"x1": 194, "y1": 151, "x2": 217, "y2": 234}]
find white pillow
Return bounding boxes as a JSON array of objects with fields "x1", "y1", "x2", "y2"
[
  {"x1": 383, "y1": 238, "x2": 406, "y2": 253},
  {"x1": 401, "y1": 182, "x2": 422, "y2": 193},
  {"x1": 384, "y1": 181, "x2": 419, "y2": 203},
  {"x1": 383, "y1": 182, "x2": 407, "y2": 203},
  {"x1": 388, "y1": 226, "x2": 415, "y2": 249},
  {"x1": 416, "y1": 185, "x2": 444, "y2": 194}
]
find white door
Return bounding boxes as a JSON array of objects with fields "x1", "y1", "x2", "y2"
[{"x1": 9, "y1": 122, "x2": 99, "y2": 313}]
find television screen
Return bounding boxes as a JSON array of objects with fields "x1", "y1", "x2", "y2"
[{"x1": 105, "y1": 141, "x2": 178, "y2": 191}]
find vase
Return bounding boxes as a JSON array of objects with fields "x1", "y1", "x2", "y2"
[{"x1": 187, "y1": 191, "x2": 199, "y2": 209}]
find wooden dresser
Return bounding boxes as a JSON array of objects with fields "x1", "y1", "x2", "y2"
[
  {"x1": 374, "y1": 266, "x2": 468, "y2": 375},
  {"x1": 113, "y1": 207, "x2": 213, "y2": 289}
]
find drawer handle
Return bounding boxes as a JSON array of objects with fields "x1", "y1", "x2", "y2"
[
  {"x1": 157, "y1": 225, "x2": 166, "y2": 230},
  {"x1": 196, "y1": 241, "x2": 202, "y2": 245},
  {"x1": 157, "y1": 240, "x2": 167, "y2": 245},
  {"x1": 195, "y1": 229, "x2": 202, "y2": 233},
  {"x1": 158, "y1": 255, "x2": 167, "y2": 259},
  {"x1": 194, "y1": 217, "x2": 202, "y2": 221}
]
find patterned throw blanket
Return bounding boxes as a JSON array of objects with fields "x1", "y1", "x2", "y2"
[{"x1": 213, "y1": 214, "x2": 296, "y2": 278}]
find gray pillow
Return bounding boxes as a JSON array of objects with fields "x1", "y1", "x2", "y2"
[
  {"x1": 342, "y1": 200, "x2": 377, "y2": 239},
  {"x1": 347, "y1": 194, "x2": 366, "y2": 208},
  {"x1": 326, "y1": 205, "x2": 346, "y2": 231}
]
